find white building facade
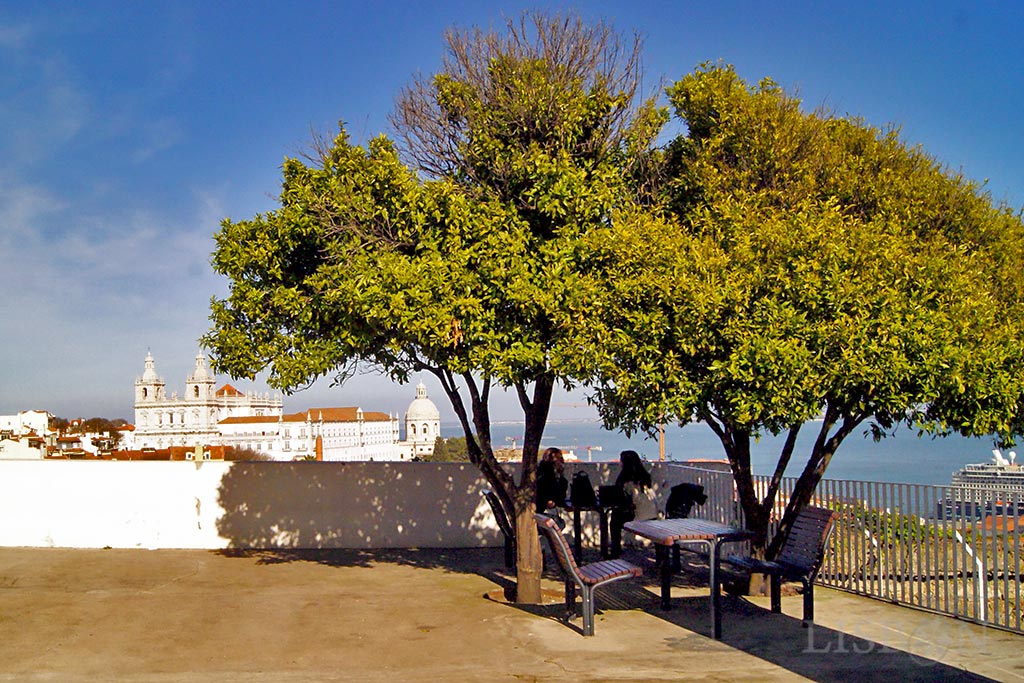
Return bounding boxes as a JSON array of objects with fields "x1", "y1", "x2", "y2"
[
  {"x1": 130, "y1": 353, "x2": 441, "y2": 460},
  {"x1": 218, "y1": 407, "x2": 404, "y2": 461},
  {"x1": 0, "y1": 436, "x2": 46, "y2": 459},
  {"x1": 0, "y1": 410, "x2": 49, "y2": 438},
  {"x1": 133, "y1": 353, "x2": 283, "y2": 449}
]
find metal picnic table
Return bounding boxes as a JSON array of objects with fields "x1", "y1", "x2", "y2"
[{"x1": 624, "y1": 517, "x2": 753, "y2": 639}]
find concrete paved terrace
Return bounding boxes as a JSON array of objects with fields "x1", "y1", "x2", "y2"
[{"x1": 1, "y1": 546, "x2": 1021, "y2": 682}]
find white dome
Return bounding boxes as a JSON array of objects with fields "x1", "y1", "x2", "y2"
[
  {"x1": 406, "y1": 383, "x2": 440, "y2": 421},
  {"x1": 141, "y1": 352, "x2": 161, "y2": 381},
  {"x1": 189, "y1": 353, "x2": 212, "y2": 381}
]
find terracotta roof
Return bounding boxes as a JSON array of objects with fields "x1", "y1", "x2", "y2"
[
  {"x1": 218, "y1": 407, "x2": 392, "y2": 426},
  {"x1": 219, "y1": 415, "x2": 279, "y2": 425},
  {"x1": 86, "y1": 445, "x2": 228, "y2": 461},
  {"x1": 299, "y1": 407, "x2": 392, "y2": 422},
  {"x1": 983, "y1": 515, "x2": 1018, "y2": 532},
  {"x1": 216, "y1": 384, "x2": 245, "y2": 397}
]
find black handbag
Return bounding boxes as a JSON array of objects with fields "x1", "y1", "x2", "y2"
[
  {"x1": 666, "y1": 482, "x2": 707, "y2": 518},
  {"x1": 570, "y1": 470, "x2": 597, "y2": 508}
]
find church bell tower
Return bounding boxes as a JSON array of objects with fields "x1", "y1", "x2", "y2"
[{"x1": 135, "y1": 351, "x2": 166, "y2": 404}]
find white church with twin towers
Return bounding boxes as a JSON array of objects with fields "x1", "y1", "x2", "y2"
[{"x1": 131, "y1": 352, "x2": 439, "y2": 461}]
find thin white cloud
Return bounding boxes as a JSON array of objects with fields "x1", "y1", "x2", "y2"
[
  {"x1": 0, "y1": 42, "x2": 90, "y2": 168},
  {"x1": 0, "y1": 186, "x2": 231, "y2": 418},
  {"x1": 131, "y1": 116, "x2": 185, "y2": 163},
  {"x1": 0, "y1": 175, "x2": 68, "y2": 243},
  {"x1": 0, "y1": 22, "x2": 30, "y2": 49}
]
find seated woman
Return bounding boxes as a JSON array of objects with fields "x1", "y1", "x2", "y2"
[
  {"x1": 535, "y1": 447, "x2": 568, "y2": 528},
  {"x1": 610, "y1": 450, "x2": 656, "y2": 557}
]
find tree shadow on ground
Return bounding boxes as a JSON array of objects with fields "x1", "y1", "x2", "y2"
[
  {"x1": 216, "y1": 545, "x2": 524, "y2": 606},
  {"x1": 618, "y1": 584, "x2": 999, "y2": 683},
  {"x1": 499, "y1": 546, "x2": 1001, "y2": 683},
  {"x1": 214, "y1": 542, "x2": 999, "y2": 682}
]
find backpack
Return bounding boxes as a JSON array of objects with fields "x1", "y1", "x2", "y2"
[
  {"x1": 666, "y1": 482, "x2": 708, "y2": 519},
  {"x1": 570, "y1": 470, "x2": 597, "y2": 508}
]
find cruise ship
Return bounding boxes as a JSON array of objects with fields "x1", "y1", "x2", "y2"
[{"x1": 940, "y1": 449, "x2": 1024, "y2": 519}]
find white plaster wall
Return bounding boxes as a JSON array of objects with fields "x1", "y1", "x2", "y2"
[
  {"x1": 0, "y1": 439, "x2": 44, "y2": 459},
  {"x1": 0, "y1": 411, "x2": 48, "y2": 437},
  {"x1": 0, "y1": 460, "x2": 704, "y2": 550}
]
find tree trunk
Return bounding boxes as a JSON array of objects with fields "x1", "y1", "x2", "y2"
[
  {"x1": 434, "y1": 371, "x2": 551, "y2": 604},
  {"x1": 513, "y1": 498, "x2": 543, "y2": 603},
  {"x1": 735, "y1": 489, "x2": 771, "y2": 596}
]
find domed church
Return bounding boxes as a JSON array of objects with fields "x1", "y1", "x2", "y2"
[
  {"x1": 404, "y1": 382, "x2": 440, "y2": 458},
  {"x1": 131, "y1": 352, "x2": 440, "y2": 461}
]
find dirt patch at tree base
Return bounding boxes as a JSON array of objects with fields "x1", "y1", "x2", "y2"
[{"x1": 484, "y1": 587, "x2": 566, "y2": 605}]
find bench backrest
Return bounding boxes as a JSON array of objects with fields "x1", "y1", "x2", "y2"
[
  {"x1": 776, "y1": 505, "x2": 837, "y2": 574},
  {"x1": 535, "y1": 513, "x2": 583, "y2": 582},
  {"x1": 483, "y1": 489, "x2": 515, "y2": 540}
]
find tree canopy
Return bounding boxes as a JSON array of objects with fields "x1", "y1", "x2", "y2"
[
  {"x1": 419, "y1": 436, "x2": 470, "y2": 462},
  {"x1": 205, "y1": 12, "x2": 1024, "y2": 583},
  {"x1": 585, "y1": 64, "x2": 1024, "y2": 554},
  {"x1": 204, "y1": 12, "x2": 662, "y2": 601}
]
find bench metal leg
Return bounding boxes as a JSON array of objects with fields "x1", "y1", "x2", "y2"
[
  {"x1": 503, "y1": 535, "x2": 515, "y2": 569},
  {"x1": 581, "y1": 585, "x2": 596, "y2": 636},
  {"x1": 599, "y1": 508, "x2": 610, "y2": 559},
  {"x1": 573, "y1": 509, "x2": 583, "y2": 562},
  {"x1": 802, "y1": 579, "x2": 813, "y2": 626},
  {"x1": 656, "y1": 545, "x2": 671, "y2": 610},
  {"x1": 709, "y1": 540, "x2": 721, "y2": 640}
]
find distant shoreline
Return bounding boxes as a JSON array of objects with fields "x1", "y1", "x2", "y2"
[{"x1": 441, "y1": 420, "x2": 993, "y2": 487}]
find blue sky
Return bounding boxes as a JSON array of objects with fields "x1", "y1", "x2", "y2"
[{"x1": 1, "y1": 1, "x2": 1022, "y2": 423}]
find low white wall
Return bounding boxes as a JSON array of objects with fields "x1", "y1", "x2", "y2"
[{"x1": 0, "y1": 459, "x2": 700, "y2": 550}]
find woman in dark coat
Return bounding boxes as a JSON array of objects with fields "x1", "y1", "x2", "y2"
[
  {"x1": 535, "y1": 447, "x2": 568, "y2": 527},
  {"x1": 610, "y1": 450, "x2": 653, "y2": 557}
]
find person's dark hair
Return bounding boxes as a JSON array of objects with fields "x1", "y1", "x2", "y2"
[
  {"x1": 541, "y1": 446, "x2": 565, "y2": 473},
  {"x1": 616, "y1": 449, "x2": 651, "y2": 488},
  {"x1": 537, "y1": 459, "x2": 556, "y2": 478}
]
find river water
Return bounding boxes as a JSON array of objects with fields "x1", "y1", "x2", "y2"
[{"x1": 452, "y1": 420, "x2": 1000, "y2": 487}]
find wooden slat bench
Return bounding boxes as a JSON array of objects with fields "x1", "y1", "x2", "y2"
[
  {"x1": 725, "y1": 505, "x2": 838, "y2": 626},
  {"x1": 536, "y1": 513, "x2": 643, "y2": 636}
]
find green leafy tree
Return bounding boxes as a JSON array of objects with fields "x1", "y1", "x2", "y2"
[
  {"x1": 204, "y1": 13, "x2": 662, "y2": 602},
  {"x1": 224, "y1": 446, "x2": 274, "y2": 462},
  {"x1": 587, "y1": 64, "x2": 1024, "y2": 561},
  {"x1": 420, "y1": 436, "x2": 470, "y2": 462},
  {"x1": 66, "y1": 417, "x2": 125, "y2": 449}
]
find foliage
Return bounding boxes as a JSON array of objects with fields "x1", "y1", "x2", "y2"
[
  {"x1": 418, "y1": 436, "x2": 470, "y2": 462},
  {"x1": 834, "y1": 501, "x2": 954, "y2": 544},
  {"x1": 51, "y1": 416, "x2": 125, "y2": 448},
  {"x1": 586, "y1": 63, "x2": 1024, "y2": 557},
  {"x1": 204, "y1": 12, "x2": 660, "y2": 602},
  {"x1": 223, "y1": 446, "x2": 274, "y2": 462}
]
